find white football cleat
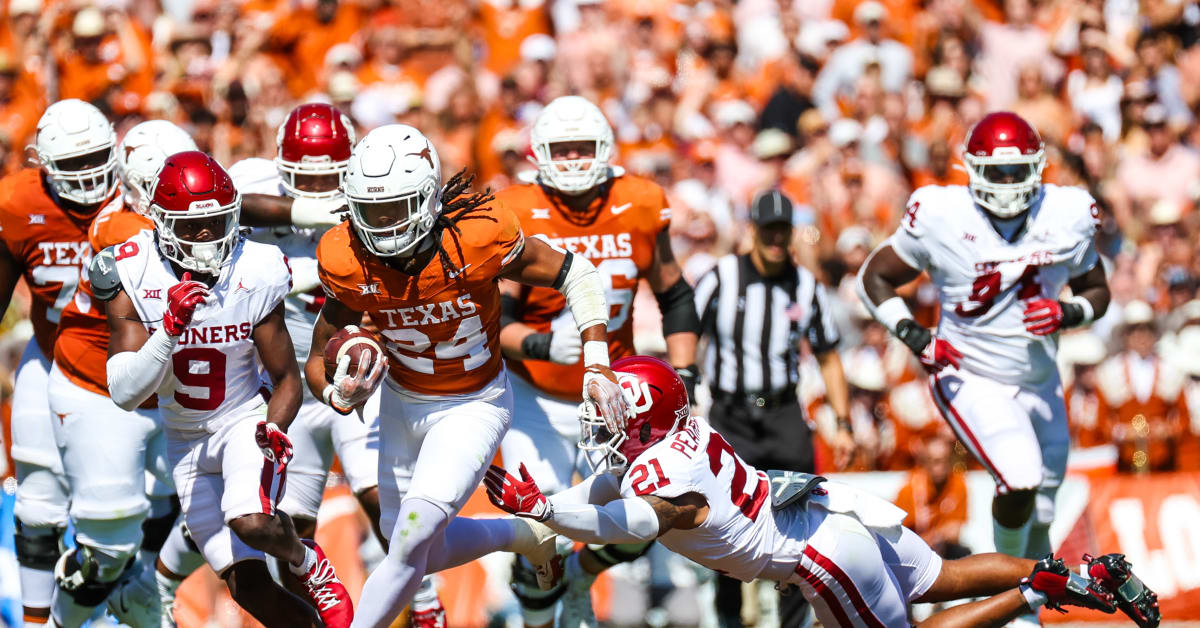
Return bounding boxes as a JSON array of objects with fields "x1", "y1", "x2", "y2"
[{"x1": 107, "y1": 563, "x2": 163, "y2": 628}]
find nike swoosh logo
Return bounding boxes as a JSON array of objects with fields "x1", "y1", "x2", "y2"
[
  {"x1": 611, "y1": 203, "x2": 633, "y2": 215},
  {"x1": 448, "y1": 263, "x2": 472, "y2": 278}
]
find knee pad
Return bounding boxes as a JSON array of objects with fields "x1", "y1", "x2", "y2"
[
  {"x1": 15, "y1": 523, "x2": 64, "y2": 571},
  {"x1": 511, "y1": 556, "x2": 566, "y2": 624},
  {"x1": 54, "y1": 546, "x2": 134, "y2": 607},
  {"x1": 141, "y1": 497, "x2": 181, "y2": 553},
  {"x1": 586, "y1": 541, "x2": 654, "y2": 567}
]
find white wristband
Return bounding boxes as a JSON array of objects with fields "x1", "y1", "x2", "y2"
[
  {"x1": 322, "y1": 385, "x2": 338, "y2": 408},
  {"x1": 874, "y1": 296, "x2": 915, "y2": 334},
  {"x1": 583, "y1": 340, "x2": 609, "y2": 367},
  {"x1": 1064, "y1": 295, "x2": 1095, "y2": 326}
]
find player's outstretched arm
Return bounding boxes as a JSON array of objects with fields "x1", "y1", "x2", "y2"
[
  {"x1": 858, "y1": 244, "x2": 961, "y2": 373},
  {"x1": 0, "y1": 239, "x2": 22, "y2": 319},
  {"x1": 647, "y1": 231, "x2": 700, "y2": 398},
  {"x1": 500, "y1": 236, "x2": 631, "y2": 427},
  {"x1": 240, "y1": 194, "x2": 345, "y2": 229},
  {"x1": 104, "y1": 285, "x2": 167, "y2": 411},
  {"x1": 252, "y1": 302, "x2": 302, "y2": 432}
]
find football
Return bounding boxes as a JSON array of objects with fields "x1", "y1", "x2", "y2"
[{"x1": 324, "y1": 325, "x2": 384, "y2": 380}]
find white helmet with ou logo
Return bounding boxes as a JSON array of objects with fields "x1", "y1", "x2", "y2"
[
  {"x1": 342, "y1": 124, "x2": 442, "y2": 258},
  {"x1": 117, "y1": 120, "x2": 198, "y2": 216},
  {"x1": 33, "y1": 99, "x2": 118, "y2": 205},
  {"x1": 530, "y1": 95, "x2": 614, "y2": 195}
]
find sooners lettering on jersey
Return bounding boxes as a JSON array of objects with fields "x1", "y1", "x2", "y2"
[
  {"x1": 54, "y1": 198, "x2": 154, "y2": 398},
  {"x1": 620, "y1": 416, "x2": 784, "y2": 582},
  {"x1": 113, "y1": 230, "x2": 292, "y2": 429},
  {"x1": 496, "y1": 174, "x2": 670, "y2": 399},
  {"x1": 890, "y1": 184, "x2": 1100, "y2": 385},
  {"x1": 316, "y1": 205, "x2": 524, "y2": 396},
  {"x1": 0, "y1": 168, "x2": 106, "y2": 355}
]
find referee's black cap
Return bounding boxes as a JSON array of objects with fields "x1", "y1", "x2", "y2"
[{"x1": 750, "y1": 189, "x2": 794, "y2": 227}]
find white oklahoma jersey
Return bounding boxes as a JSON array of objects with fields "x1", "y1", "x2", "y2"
[
  {"x1": 889, "y1": 184, "x2": 1100, "y2": 385},
  {"x1": 617, "y1": 416, "x2": 940, "y2": 626},
  {"x1": 225, "y1": 157, "x2": 379, "y2": 520},
  {"x1": 111, "y1": 229, "x2": 291, "y2": 430}
]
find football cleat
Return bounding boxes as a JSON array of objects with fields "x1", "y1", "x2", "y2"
[
  {"x1": 106, "y1": 563, "x2": 163, "y2": 627},
  {"x1": 1023, "y1": 555, "x2": 1115, "y2": 614},
  {"x1": 1085, "y1": 553, "x2": 1161, "y2": 628},
  {"x1": 297, "y1": 540, "x2": 353, "y2": 628},
  {"x1": 409, "y1": 603, "x2": 446, "y2": 628}
]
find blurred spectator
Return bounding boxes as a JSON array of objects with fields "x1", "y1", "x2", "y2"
[
  {"x1": 1115, "y1": 103, "x2": 1200, "y2": 211},
  {"x1": 812, "y1": 1, "x2": 913, "y2": 118},
  {"x1": 1096, "y1": 301, "x2": 1189, "y2": 473},
  {"x1": 1175, "y1": 326, "x2": 1200, "y2": 470},
  {"x1": 1060, "y1": 332, "x2": 1111, "y2": 449},
  {"x1": 894, "y1": 436, "x2": 970, "y2": 560}
]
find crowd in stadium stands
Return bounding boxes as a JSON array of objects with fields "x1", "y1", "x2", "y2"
[{"x1": 0, "y1": 0, "x2": 1199, "y2": 508}]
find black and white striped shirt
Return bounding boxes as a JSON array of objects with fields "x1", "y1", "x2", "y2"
[{"x1": 693, "y1": 254, "x2": 839, "y2": 396}]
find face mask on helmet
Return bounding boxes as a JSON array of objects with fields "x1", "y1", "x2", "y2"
[
  {"x1": 155, "y1": 202, "x2": 241, "y2": 276},
  {"x1": 348, "y1": 182, "x2": 439, "y2": 257},
  {"x1": 964, "y1": 152, "x2": 1044, "y2": 218},
  {"x1": 44, "y1": 146, "x2": 117, "y2": 206},
  {"x1": 276, "y1": 104, "x2": 354, "y2": 200},
  {"x1": 578, "y1": 403, "x2": 631, "y2": 473},
  {"x1": 531, "y1": 96, "x2": 614, "y2": 195},
  {"x1": 577, "y1": 358, "x2": 691, "y2": 474}
]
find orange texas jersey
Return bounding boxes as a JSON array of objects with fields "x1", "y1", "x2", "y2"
[
  {"x1": 495, "y1": 174, "x2": 671, "y2": 400},
  {"x1": 54, "y1": 199, "x2": 154, "y2": 398},
  {"x1": 0, "y1": 168, "x2": 104, "y2": 356},
  {"x1": 317, "y1": 206, "x2": 525, "y2": 396}
]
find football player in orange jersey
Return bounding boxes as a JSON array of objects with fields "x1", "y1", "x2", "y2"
[
  {"x1": 306, "y1": 124, "x2": 630, "y2": 627},
  {"x1": 493, "y1": 95, "x2": 699, "y2": 628},
  {"x1": 47, "y1": 119, "x2": 197, "y2": 627},
  {"x1": 0, "y1": 99, "x2": 119, "y2": 624}
]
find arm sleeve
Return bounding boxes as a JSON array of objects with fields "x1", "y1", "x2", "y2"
[
  {"x1": 545, "y1": 497, "x2": 660, "y2": 545},
  {"x1": 547, "y1": 471, "x2": 623, "y2": 508},
  {"x1": 107, "y1": 328, "x2": 177, "y2": 411},
  {"x1": 557, "y1": 252, "x2": 608, "y2": 333}
]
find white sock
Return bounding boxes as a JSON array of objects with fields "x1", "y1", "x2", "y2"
[
  {"x1": 289, "y1": 545, "x2": 317, "y2": 577},
  {"x1": 412, "y1": 576, "x2": 439, "y2": 612},
  {"x1": 1019, "y1": 583, "x2": 1047, "y2": 610},
  {"x1": 155, "y1": 569, "x2": 182, "y2": 621},
  {"x1": 993, "y1": 519, "x2": 1031, "y2": 557}
]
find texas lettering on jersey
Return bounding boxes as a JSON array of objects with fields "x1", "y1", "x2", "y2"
[
  {"x1": 316, "y1": 204, "x2": 524, "y2": 396},
  {"x1": 889, "y1": 184, "x2": 1100, "y2": 385},
  {"x1": 0, "y1": 168, "x2": 107, "y2": 355},
  {"x1": 495, "y1": 174, "x2": 671, "y2": 400}
]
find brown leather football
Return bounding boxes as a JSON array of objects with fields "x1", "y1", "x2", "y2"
[{"x1": 323, "y1": 325, "x2": 383, "y2": 379}]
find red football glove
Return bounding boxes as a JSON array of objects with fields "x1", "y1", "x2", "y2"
[
  {"x1": 918, "y1": 337, "x2": 963, "y2": 374},
  {"x1": 255, "y1": 421, "x2": 293, "y2": 469},
  {"x1": 163, "y1": 272, "x2": 210, "y2": 337},
  {"x1": 1024, "y1": 298, "x2": 1065, "y2": 336},
  {"x1": 483, "y1": 464, "x2": 552, "y2": 521}
]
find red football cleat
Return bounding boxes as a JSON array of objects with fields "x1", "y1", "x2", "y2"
[
  {"x1": 410, "y1": 604, "x2": 446, "y2": 628},
  {"x1": 298, "y1": 540, "x2": 354, "y2": 627}
]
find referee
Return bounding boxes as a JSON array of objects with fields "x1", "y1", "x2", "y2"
[{"x1": 693, "y1": 189, "x2": 854, "y2": 628}]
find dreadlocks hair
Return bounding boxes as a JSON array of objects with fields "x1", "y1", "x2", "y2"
[{"x1": 433, "y1": 168, "x2": 497, "y2": 276}]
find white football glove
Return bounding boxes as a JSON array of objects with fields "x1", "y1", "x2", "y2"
[
  {"x1": 291, "y1": 195, "x2": 347, "y2": 228},
  {"x1": 323, "y1": 351, "x2": 388, "y2": 414},
  {"x1": 582, "y1": 365, "x2": 633, "y2": 433},
  {"x1": 548, "y1": 325, "x2": 583, "y2": 365}
]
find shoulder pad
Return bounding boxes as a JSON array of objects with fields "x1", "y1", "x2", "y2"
[{"x1": 89, "y1": 246, "x2": 123, "y2": 302}]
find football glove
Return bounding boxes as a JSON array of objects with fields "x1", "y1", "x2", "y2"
[
  {"x1": 162, "y1": 272, "x2": 210, "y2": 337},
  {"x1": 583, "y1": 365, "x2": 632, "y2": 433},
  {"x1": 254, "y1": 422, "x2": 293, "y2": 469},
  {"x1": 484, "y1": 464, "x2": 552, "y2": 522},
  {"x1": 324, "y1": 350, "x2": 388, "y2": 414},
  {"x1": 1085, "y1": 553, "x2": 1160, "y2": 628}
]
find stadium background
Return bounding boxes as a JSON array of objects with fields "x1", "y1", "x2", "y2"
[{"x1": 0, "y1": 0, "x2": 1199, "y2": 624}]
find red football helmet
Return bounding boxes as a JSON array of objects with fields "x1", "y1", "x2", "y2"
[
  {"x1": 962, "y1": 111, "x2": 1045, "y2": 218},
  {"x1": 275, "y1": 103, "x2": 356, "y2": 200},
  {"x1": 578, "y1": 355, "x2": 690, "y2": 472},
  {"x1": 148, "y1": 150, "x2": 241, "y2": 276}
]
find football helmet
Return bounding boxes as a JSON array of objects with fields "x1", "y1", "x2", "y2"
[
  {"x1": 276, "y1": 103, "x2": 356, "y2": 200},
  {"x1": 962, "y1": 111, "x2": 1045, "y2": 218},
  {"x1": 342, "y1": 124, "x2": 442, "y2": 258},
  {"x1": 116, "y1": 120, "x2": 198, "y2": 215},
  {"x1": 33, "y1": 99, "x2": 118, "y2": 205},
  {"x1": 530, "y1": 95, "x2": 614, "y2": 195},
  {"x1": 147, "y1": 151, "x2": 241, "y2": 276},
  {"x1": 579, "y1": 355, "x2": 690, "y2": 472}
]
